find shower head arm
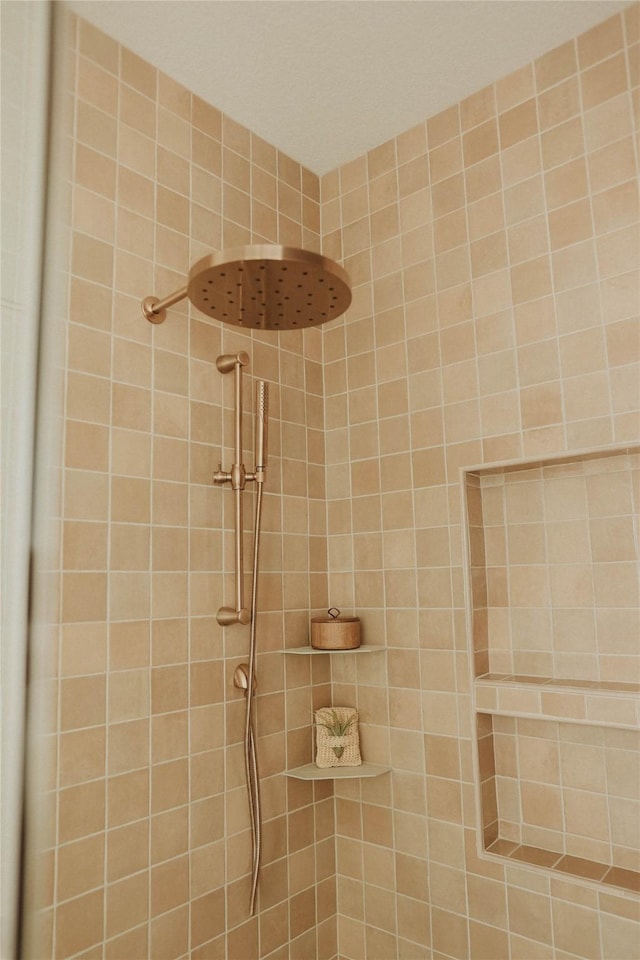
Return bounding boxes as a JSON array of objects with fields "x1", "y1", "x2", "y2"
[{"x1": 141, "y1": 285, "x2": 188, "y2": 324}]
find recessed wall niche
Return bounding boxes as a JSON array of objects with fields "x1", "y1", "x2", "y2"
[{"x1": 464, "y1": 445, "x2": 640, "y2": 895}]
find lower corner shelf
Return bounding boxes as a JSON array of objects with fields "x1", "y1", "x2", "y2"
[
  {"x1": 284, "y1": 645, "x2": 386, "y2": 655},
  {"x1": 284, "y1": 762, "x2": 391, "y2": 781}
]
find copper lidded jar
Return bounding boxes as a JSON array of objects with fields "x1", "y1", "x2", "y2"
[{"x1": 311, "y1": 608, "x2": 361, "y2": 650}]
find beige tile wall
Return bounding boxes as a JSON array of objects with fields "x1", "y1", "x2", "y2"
[
  {"x1": 475, "y1": 449, "x2": 640, "y2": 683},
  {"x1": 41, "y1": 13, "x2": 339, "y2": 959},
  {"x1": 492, "y1": 716, "x2": 639, "y2": 870},
  {"x1": 322, "y1": 5, "x2": 640, "y2": 959}
]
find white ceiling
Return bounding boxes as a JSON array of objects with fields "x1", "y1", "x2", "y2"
[{"x1": 65, "y1": 0, "x2": 630, "y2": 175}]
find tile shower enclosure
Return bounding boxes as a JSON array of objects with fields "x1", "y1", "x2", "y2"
[{"x1": 27, "y1": 5, "x2": 640, "y2": 959}]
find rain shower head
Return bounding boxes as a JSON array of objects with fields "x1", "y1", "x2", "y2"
[{"x1": 142, "y1": 244, "x2": 352, "y2": 330}]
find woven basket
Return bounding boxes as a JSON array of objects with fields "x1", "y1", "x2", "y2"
[
  {"x1": 315, "y1": 706, "x2": 361, "y2": 768},
  {"x1": 311, "y1": 608, "x2": 361, "y2": 649}
]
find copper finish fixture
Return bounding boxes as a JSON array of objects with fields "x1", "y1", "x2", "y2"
[
  {"x1": 213, "y1": 351, "x2": 253, "y2": 628},
  {"x1": 214, "y1": 352, "x2": 268, "y2": 915},
  {"x1": 141, "y1": 244, "x2": 351, "y2": 329}
]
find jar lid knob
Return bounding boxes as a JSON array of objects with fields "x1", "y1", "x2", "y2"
[{"x1": 328, "y1": 607, "x2": 340, "y2": 619}]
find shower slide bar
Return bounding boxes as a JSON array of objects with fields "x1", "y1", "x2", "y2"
[{"x1": 213, "y1": 351, "x2": 265, "y2": 626}]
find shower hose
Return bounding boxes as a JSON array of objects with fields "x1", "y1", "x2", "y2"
[{"x1": 244, "y1": 480, "x2": 264, "y2": 915}]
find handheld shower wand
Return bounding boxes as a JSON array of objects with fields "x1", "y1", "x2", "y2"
[{"x1": 255, "y1": 381, "x2": 268, "y2": 478}]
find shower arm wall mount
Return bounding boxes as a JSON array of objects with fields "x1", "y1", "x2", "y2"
[{"x1": 142, "y1": 288, "x2": 188, "y2": 324}]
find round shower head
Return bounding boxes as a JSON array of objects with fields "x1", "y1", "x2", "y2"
[{"x1": 186, "y1": 244, "x2": 351, "y2": 330}]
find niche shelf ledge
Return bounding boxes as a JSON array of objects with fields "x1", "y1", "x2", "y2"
[
  {"x1": 484, "y1": 840, "x2": 640, "y2": 895},
  {"x1": 284, "y1": 762, "x2": 390, "y2": 780},
  {"x1": 474, "y1": 674, "x2": 640, "y2": 730}
]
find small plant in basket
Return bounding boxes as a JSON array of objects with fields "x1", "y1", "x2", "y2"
[{"x1": 315, "y1": 708, "x2": 359, "y2": 759}]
